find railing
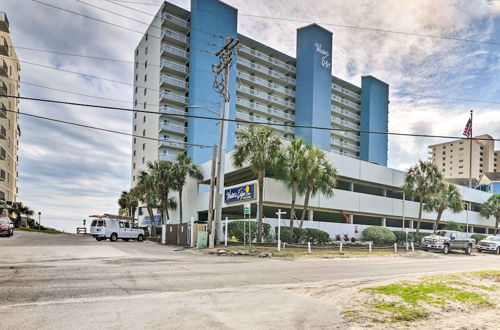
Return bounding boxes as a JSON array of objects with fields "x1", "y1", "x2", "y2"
[
  {"x1": 161, "y1": 29, "x2": 189, "y2": 44},
  {"x1": 238, "y1": 45, "x2": 296, "y2": 73},
  {"x1": 159, "y1": 122, "x2": 188, "y2": 134},
  {"x1": 332, "y1": 129, "x2": 359, "y2": 141},
  {"x1": 161, "y1": 75, "x2": 188, "y2": 89},
  {"x1": 161, "y1": 59, "x2": 189, "y2": 74},
  {"x1": 0, "y1": 37, "x2": 7, "y2": 56},
  {"x1": 235, "y1": 112, "x2": 294, "y2": 134},
  {"x1": 237, "y1": 71, "x2": 295, "y2": 97},
  {"x1": 237, "y1": 58, "x2": 296, "y2": 85},
  {"x1": 331, "y1": 149, "x2": 359, "y2": 159},
  {"x1": 236, "y1": 84, "x2": 295, "y2": 108},
  {"x1": 158, "y1": 152, "x2": 178, "y2": 162},
  {"x1": 236, "y1": 98, "x2": 295, "y2": 121},
  {"x1": 162, "y1": 13, "x2": 189, "y2": 29},
  {"x1": 160, "y1": 91, "x2": 188, "y2": 104},
  {"x1": 160, "y1": 138, "x2": 187, "y2": 149},
  {"x1": 332, "y1": 117, "x2": 360, "y2": 130},
  {"x1": 332, "y1": 106, "x2": 360, "y2": 121},
  {"x1": 161, "y1": 44, "x2": 188, "y2": 59},
  {"x1": 0, "y1": 59, "x2": 7, "y2": 76},
  {"x1": 331, "y1": 138, "x2": 360, "y2": 151},
  {"x1": 160, "y1": 106, "x2": 186, "y2": 118},
  {"x1": 332, "y1": 94, "x2": 361, "y2": 110},
  {"x1": 332, "y1": 84, "x2": 361, "y2": 100},
  {"x1": 0, "y1": 81, "x2": 7, "y2": 95}
]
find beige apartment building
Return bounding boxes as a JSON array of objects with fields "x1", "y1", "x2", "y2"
[
  {"x1": 0, "y1": 12, "x2": 20, "y2": 203},
  {"x1": 429, "y1": 134, "x2": 498, "y2": 183}
]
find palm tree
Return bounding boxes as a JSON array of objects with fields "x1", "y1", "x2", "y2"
[
  {"x1": 147, "y1": 160, "x2": 177, "y2": 223},
  {"x1": 173, "y1": 154, "x2": 203, "y2": 224},
  {"x1": 423, "y1": 182, "x2": 463, "y2": 232},
  {"x1": 118, "y1": 190, "x2": 139, "y2": 218},
  {"x1": 403, "y1": 160, "x2": 443, "y2": 234},
  {"x1": 232, "y1": 126, "x2": 282, "y2": 242},
  {"x1": 134, "y1": 171, "x2": 159, "y2": 236},
  {"x1": 298, "y1": 147, "x2": 337, "y2": 228},
  {"x1": 9, "y1": 202, "x2": 34, "y2": 228},
  {"x1": 480, "y1": 194, "x2": 500, "y2": 235}
]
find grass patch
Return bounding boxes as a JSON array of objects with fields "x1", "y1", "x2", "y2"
[
  {"x1": 19, "y1": 227, "x2": 63, "y2": 234},
  {"x1": 474, "y1": 270, "x2": 500, "y2": 282}
]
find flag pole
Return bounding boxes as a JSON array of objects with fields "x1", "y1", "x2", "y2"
[{"x1": 468, "y1": 110, "x2": 473, "y2": 188}]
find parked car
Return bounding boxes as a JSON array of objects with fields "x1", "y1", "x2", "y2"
[
  {"x1": 421, "y1": 230, "x2": 475, "y2": 254},
  {"x1": 0, "y1": 217, "x2": 13, "y2": 237},
  {"x1": 90, "y1": 218, "x2": 144, "y2": 242},
  {"x1": 477, "y1": 236, "x2": 500, "y2": 255}
]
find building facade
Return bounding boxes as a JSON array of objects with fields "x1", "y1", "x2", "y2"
[
  {"x1": 429, "y1": 134, "x2": 498, "y2": 182},
  {"x1": 131, "y1": 0, "x2": 390, "y2": 184},
  {"x1": 0, "y1": 12, "x2": 20, "y2": 203}
]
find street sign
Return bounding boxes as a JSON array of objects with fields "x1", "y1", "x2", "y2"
[
  {"x1": 243, "y1": 203, "x2": 251, "y2": 215},
  {"x1": 224, "y1": 184, "x2": 256, "y2": 203}
]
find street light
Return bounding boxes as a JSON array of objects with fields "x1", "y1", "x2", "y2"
[{"x1": 38, "y1": 211, "x2": 41, "y2": 230}]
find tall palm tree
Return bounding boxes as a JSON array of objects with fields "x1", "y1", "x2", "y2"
[
  {"x1": 118, "y1": 190, "x2": 139, "y2": 218},
  {"x1": 480, "y1": 194, "x2": 500, "y2": 235},
  {"x1": 173, "y1": 154, "x2": 203, "y2": 224},
  {"x1": 423, "y1": 182, "x2": 463, "y2": 232},
  {"x1": 298, "y1": 147, "x2": 337, "y2": 228},
  {"x1": 148, "y1": 160, "x2": 177, "y2": 223},
  {"x1": 232, "y1": 126, "x2": 282, "y2": 242},
  {"x1": 134, "y1": 171, "x2": 159, "y2": 236},
  {"x1": 9, "y1": 202, "x2": 34, "y2": 228},
  {"x1": 403, "y1": 160, "x2": 443, "y2": 234}
]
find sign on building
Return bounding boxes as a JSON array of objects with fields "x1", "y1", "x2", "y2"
[{"x1": 224, "y1": 184, "x2": 256, "y2": 203}]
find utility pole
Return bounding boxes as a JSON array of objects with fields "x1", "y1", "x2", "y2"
[
  {"x1": 212, "y1": 37, "x2": 239, "y2": 245},
  {"x1": 207, "y1": 144, "x2": 217, "y2": 237}
]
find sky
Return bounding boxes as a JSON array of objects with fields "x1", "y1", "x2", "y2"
[{"x1": 1, "y1": 0, "x2": 499, "y2": 232}]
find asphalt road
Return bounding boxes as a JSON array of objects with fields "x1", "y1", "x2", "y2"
[{"x1": 1, "y1": 231, "x2": 499, "y2": 329}]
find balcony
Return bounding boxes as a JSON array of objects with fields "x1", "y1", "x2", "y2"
[
  {"x1": 237, "y1": 58, "x2": 296, "y2": 85},
  {"x1": 238, "y1": 45, "x2": 296, "y2": 73},
  {"x1": 331, "y1": 138, "x2": 360, "y2": 151},
  {"x1": 159, "y1": 138, "x2": 187, "y2": 150},
  {"x1": 161, "y1": 44, "x2": 189, "y2": 60},
  {"x1": 161, "y1": 29, "x2": 189, "y2": 45},
  {"x1": 332, "y1": 95, "x2": 361, "y2": 111},
  {"x1": 0, "y1": 37, "x2": 7, "y2": 56},
  {"x1": 161, "y1": 59, "x2": 189, "y2": 76},
  {"x1": 158, "y1": 152, "x2": 179, "y2": 162},
  {"x1": 331, "y1": 149, "x2": 359, "y2": 159},
  {"x1": 332, "y1": 84, "x2": 361, "y2": 100},
  {"x1": 332, "y1": 129, "x2": 359, "y2": 141},
  {"x1": 162, "y1": 13, "x2": 189, "y2": 30},
  {"x1": 332, "y1": 117, "x2": 360, "y2": 130},
  {"x1": 332, "y1": 106, "x2": 360, "y2": 121},
  {"x1": 160, "y1": 106, "x2": 187, "y2": 120},
  {"x1": 0, "y1": 12, "x2": 9, "y2": 33},
  {"x1": 0, "y1": 59, "x2": 7, "y2": 77},
  {"x1": 0, "y1": 102, "x2": 6, "y2": 119},
  {"x1": 236, "y1": 84, "x2": 294, "y2": 109},
  {"x1": 236, "y1": 98, "x2": 295, "y2": 121},
  {"x1": 159, "y1": 122, "x2": 187, "y2": 134},
  {"x1": 160, "y1": 75, "x2": 188, "y2": 90},
  {"x1": 237, "y1": 71, "x2": 295, "y2": 98},
  {"x1": 0, "y1": 81, "x2": 7, "y2": 96},
  {"x1": 160, "y1": 91, "x2": 188, "y2": 105}
]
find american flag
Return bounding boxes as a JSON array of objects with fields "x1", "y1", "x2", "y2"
[{"x1": 463, "y1": 118, "x2": 472, "y2": 137}]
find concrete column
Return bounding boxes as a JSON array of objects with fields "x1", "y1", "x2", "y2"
[
  {"x1": 349, "y1": 182, "x2": 354, "y2": 191},
  {"x1": 383, "y1": 189, "x2": 387, "y2": 197},
  {"x1": 308, "y1": 209, "x2": 314, "y2": 221},
  {"x1": 410, "y1": 220, "x2": 414, "y2": 229},
  {"x1": 349, "y1": 214, "x2": 354, "y2": 224},
  {"x1": 381, "y1": 217, "x2": 387, "y2": 227},
  {"x1": 486, "y1": 228, "x2": 489, "y2": 235},
  {"x1": 469, "y1": 226, "x2": 474, "y2": 233}
]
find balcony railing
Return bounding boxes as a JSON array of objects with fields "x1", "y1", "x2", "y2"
[
  {"x1": 332, "y1": 84, "x2": 361, "y2": 100},
  {"x1": 235, "y1": 112, "x2": 294, "y2": 134},
  {"x1": 331, "y1": 149, "x2": 359, "y2": 159},
  {"x1": 160, "y1": 138, "x2": 187, "y2": 149},
  {"x1": 237, "y1": 71, "x2": 295, "y2": 97},
  {"x1": 0, "y1": 59, "x2": 7, "y2": 77},
  {"x1": 238, "y1": 45, "x2": 296, "y2": 73},
  {"x1": 160, "y1": 91, "x2": 188, "y2": 104},
  {"x1": 161, "y1": 44, "x2": 188, "y2": 59},
  {"x1": 160, "y1": 75, "x2": 188, "y2": 89},
  {"x1": 332, "y1": 129, "x2": 359, "y2": 141},
  {"x1": 160, "y1": 106, "x2": 187, "y2": 120},
  {"x1": 161, "y1": 59, "x2": 189, "y2": 74},
  {"x1": 159, "y1": 152, "x2": 179, "y2": 162},
  {"x1": 236, "y1": 84, "x2": 294, "y2": 109},
  {"x1": 332, "y1": 106, "x2": 360, "y2": 121},
  {"x1": 0, "y1": 12, "x2": 9, "y2": 33},
  {"x1": 161, "y1": 29, "x2": 189, "y2": 44},
  {"x1": 0, "y1": 81, "x2": 7, "y2": 95},
  {"x1": 162, "y1": 13, "x2": 189, "y2": 29},
  {"x1": 332, "y1": 117, "x2": 360, "y2": 130},
  {"x1": 0, "y1": 37, "x2": 7, "y2": 56},
  {"x1": 0, "y1": 103, "x2": 6, "y2": 119},
  {"x1": 237, "y1": 58, "x2": 296, "y2": 85},
  {"x1": 159, "y1": 122, "x2": 188, "y2": 134},
  {"x1": 332, "y1": 95, "x2": 361, "y2": 110},
  {"x1": 236, "y1": 98, "x2": 295, "y2": 121},
  {"x1": 331, "y1": 138, "x2": 360, "y2": 151}
]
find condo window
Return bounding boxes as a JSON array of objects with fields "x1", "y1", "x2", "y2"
[
  {"x1": 143, "y1": 102, "x2": 146, "y2": 110},
  {"x1": 144, "y1": 74, "x2": 147, "y2": 82},
  {"x1": 459, "y1": 166, "x2": 463, "y2": 168},
  {"x1": 142, "y1": 143, "x2": 145, "y2": 150},
  {"x1": 134, "y1": 125, "x2": 136, "y2": 132},
  {"x1": 134, "y1": 99, "x2": 137, "y2": 106},
  {"x1": 459, "y1": 171, "x2": 463, "y2": 174},
  {"x1": 144, "y1": 88, "x2": 147, "y2": 96},
  {"x1": 133, "y1": 163, "x2": 136, "y2": 169},
  {"x1": 135, "y1": 49, "x2": 139, "y2": 56},
  {"x1": 142, "y1": 157, "x2": 145, "y2": 164},
  {"x1": 135, "y1": 87, "x2": 137, "y2": 94},
  {"x1": 143, "y1": 115, "x2": 146, "y2": 123},
  {"x1": 145, "y1": 47, "x2": 148, "y2": 55},
  {"x1": 135, "y1": 74, "x2": 138, "y2": 81},
  {"x1": 143, "y1": 129, "x2": 146, "y2": 137},
  {"x1": 135, "y1": 61, "x2": 138, "y2": 69},
  {"x1": 133, "y1": 138, "x2": 136, "y2": 144},
  {"x1": 0, "y1": 170, "x2": 5, "y2": 181},
  {"x1": 133, "y1": 175, "x2": 135, "y2": 182},
  {"x1": 145, "y1": 33, "x2": 148, "y2": 41},
  {"x1": 133, "y1": 150, "x2": 136, "y2": 156},
  {"x1": 459, "y1": 147, "x2": 464, "y2": 150},
  {"x1": 145, "y1": 61, "x2": 148, "y2": 69},
  {"x1": 134, "y1": 112, "x2": 137, "y2": 119}
]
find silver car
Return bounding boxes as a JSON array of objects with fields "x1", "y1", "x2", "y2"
[{"x1": 477, "y1": 236, "x2": 500, "y2": 255}]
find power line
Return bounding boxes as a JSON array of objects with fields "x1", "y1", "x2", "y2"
[{"x1": 6, "y1": 94, "x2": 500, "y2": 142}]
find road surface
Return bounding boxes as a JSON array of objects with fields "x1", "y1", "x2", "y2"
[{"x1": 1, "y1": 231, "x2": 499, "y2": 329}]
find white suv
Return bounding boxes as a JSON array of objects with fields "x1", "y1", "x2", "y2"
[
  {"x1": 90, "y1": 218, "x2": 144, "y2": 242},
  {"x1": 477, "y1": 236, "x2": 500, "y2": 254}
]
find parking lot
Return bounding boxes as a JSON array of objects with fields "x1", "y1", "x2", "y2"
[{"x1": 1, "y1": 231, "x2": 499, "y2": 329}]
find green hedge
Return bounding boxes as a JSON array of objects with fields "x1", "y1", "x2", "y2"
[
  {"x1": 275, "y1": 227, "x2": 330, "y2": 244},
  {"x1": 275, "y1": 227, "x2": 305, "y2": 243},
  {"x1": 362, "y1": 227, "x2": 396, "y2": 245},
  {"x1": 392, "y1": 231, "x2": 415, "y2": 243},
  {"x1": 227, "y1": 221, "x2": 270, "y2": 242},
  {"x1": 305, "y1": 228, "x2": 330, "y2": 244},
  {"x1": 471, "y1": 234, "x2": 487, "y2": 243}
]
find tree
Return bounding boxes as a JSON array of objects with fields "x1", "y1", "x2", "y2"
[
  {"x1": 118, "y1": 190, "x2": 138, "y2": 218},
  {"x1": 133, "y1": 171, "x2": 159, "y2": 236},
  {"x1": 403, "y1": 160, "x2": 443, "y2": 234},
  {"x1": 173, "y1": 154, "x2": 203, "y2": 224},
  {"x1": 423, "y1": 182, "x2": 463, "y2": 232},
  {"x1": 232, "y1": 126, "x2": 282, "y2": 242},
  {"x1": 147, "y1": 160, "x2": 177, "y2": 224},
  {"x1": 298, "y1": 147, "x2": 337, "y2": 228},
  {"x1": 9, "y1": 202, "x2": 34, "y2": 228},
  {"x1": 480, "y1": 194, "x2": 500, "y2": 235}
]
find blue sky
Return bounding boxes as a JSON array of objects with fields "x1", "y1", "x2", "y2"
[{"x1": 1, "y1": 0, "x2": 499, "y2": 232}]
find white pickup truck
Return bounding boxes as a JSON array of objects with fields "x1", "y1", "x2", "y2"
[{"x1": 477, "y1": 236, "x2": 500, "y2": 254}]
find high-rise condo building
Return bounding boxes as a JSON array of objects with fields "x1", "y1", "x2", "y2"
[
  {"x1": 0, "y1": 12, "x2": 20, "y2": 204},
  {"x1": 131, "y1": 0, "x2": 389, "y2": 184}
]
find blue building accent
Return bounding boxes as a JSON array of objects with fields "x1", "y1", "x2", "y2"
[
  {"x1": 187, "y1": 0, "x2": 237, "y2": 164},
  {"x1": 294, "y1": 24, "x2": 333, "y2": 150},
  {"x1": 360, "y1": 76, "x2": 389, "y2": 166}
]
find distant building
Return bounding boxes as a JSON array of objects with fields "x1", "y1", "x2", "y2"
[
  {"x1": 130, "y1": 0, "x2": 390, "y2": 185},
  {"x1": 478, "y1": 172, "x2": 500, "y2": 194},
  {"x1": 0, "y1": 12, "x2": 20, "y2": 204},
  {"x1": 429, "y1": 134, "x2": 498, "y2": 182}
]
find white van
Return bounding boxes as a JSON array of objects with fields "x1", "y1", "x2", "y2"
[{"x1": 90, "y1": 218, "x2": 144, "y2": 242}]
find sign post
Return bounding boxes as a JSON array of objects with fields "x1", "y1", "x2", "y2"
[
  {"x1": 276, "y1": 209, "x2": 286, "y2": 252},
  {"x1": 243, "y1": 203, "x2": 251, "y2": 245}
]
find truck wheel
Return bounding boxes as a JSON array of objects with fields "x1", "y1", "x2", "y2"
[
  {"x1": 110, "y1": 233, "x2": 118, "y2": 242},
  {"x1": 443, "y1": 245, "x2": 450, "y2": 254},
  {"x1": 478, "y1": 249, "x2": 482, "y2": 253},
  {"x1": 465, "y1": 244, "x2": 472, "y2": 255},
  {"x1": 95, "y1": 237, "x2": 102, "y2": 241},
  {"x1": 423, "y1": 248, "x2": 428, "y2": 252},
  {"x1": 496, "y1": 247, "x2": 500, "y2": 255},
  {"x1": 137, "y1": 234, "x2": 144, "y2": 242}
]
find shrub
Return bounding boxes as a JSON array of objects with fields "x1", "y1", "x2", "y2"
[
  {"x1": 444, "y1": 221, "x2": 464, "y2": 232},
  {"x1": 304, "y1": 228, "x2": 330, "y2": 244},
  {"x1": 393, "y1": 231, "x2": 415, "y2": 243},
  {"x1": 227, "y1": 221, "x2": 270, "y2": 242},
  {"x1": 362, "y1": 227, "x2": 396, "y2": 245},
  {"x1": 276, "y1": 227, "x2": 306, "y2": 243},
  {"x1": 471, "y1": 234, "x2": 487, "y2": 243}
]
